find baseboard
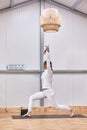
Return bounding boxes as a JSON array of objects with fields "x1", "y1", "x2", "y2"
[{"x1": 0, "y1": 106, "x2": 87, "y2": 114}]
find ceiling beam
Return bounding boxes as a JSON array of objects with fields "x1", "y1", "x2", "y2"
[
  {"x1": 46, "y1": 0, "x2": 87, "y2": 18},
  {"x1": 71, "y1": 0, "x2": 82, "y2": 9},
  {"x1": 0, "y1": 0, "x2": 39, "y2": 13},
  {"x1": 0, "y1": 0, "x2": 87, "y2": 18},
  {"x1": 10, "y1": 0, "x2": 14, "y2": 8}
]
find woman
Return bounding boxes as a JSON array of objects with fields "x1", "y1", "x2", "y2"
[{"x1": 22, "y1": 45, "x2": 75, "y2": 117}]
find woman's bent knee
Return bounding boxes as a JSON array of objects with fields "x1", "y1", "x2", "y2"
[{"x1": 29, "y1": 95, "x2": 34, "y2": 102}]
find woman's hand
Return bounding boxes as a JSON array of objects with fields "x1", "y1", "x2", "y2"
[{"x1": 44, "y1": 45, "x2": 49, "y2": 53}]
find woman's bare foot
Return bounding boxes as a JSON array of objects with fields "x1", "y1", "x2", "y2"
[
  {"x1": 22, "y1": 112, "x2": 31, "y2": 117},
  {"x1": 70, "y1": 109, "x2": 76, "y2": 117}
]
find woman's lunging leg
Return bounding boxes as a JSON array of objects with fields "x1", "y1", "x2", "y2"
[
  {"x1": 47, "y1": 95, "x2": 75, "y2": 116},
  {"x1": 22, "y1": 91, "x2": 45, "y2": 117},
  {"x1": 47, "y1": 95, "x2": 70, "y2": 110},
  {"x1": 28, "y1": 91, "x2": 45, "y2": 113}
]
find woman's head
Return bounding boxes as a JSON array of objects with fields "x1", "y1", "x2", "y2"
[{"x1": 43, "y1": 61, "x2": 53, "y2": 71}]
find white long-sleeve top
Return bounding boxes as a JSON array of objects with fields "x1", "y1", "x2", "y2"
[{"x1": 41, "y1": 51, "x2": 53, "y2": 89}]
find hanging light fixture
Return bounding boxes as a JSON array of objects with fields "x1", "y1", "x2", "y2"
[{"x1": 40, "y1": 1, "x2": 61, "y2": 32}]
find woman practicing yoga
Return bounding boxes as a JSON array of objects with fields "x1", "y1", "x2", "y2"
[{"x1": 22, "y1": 45, "x2": 75, "y2": 117}]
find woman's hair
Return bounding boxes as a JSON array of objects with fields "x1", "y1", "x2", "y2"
[{"x1": 44, "y1": 61, "x2": 53, "y2": 71}]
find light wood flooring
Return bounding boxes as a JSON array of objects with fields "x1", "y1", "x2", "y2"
[{"x1": 0, "y1": 106, "x2": 87, "y2": 130}]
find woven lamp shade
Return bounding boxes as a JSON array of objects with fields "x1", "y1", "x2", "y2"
[{"x1": 40, "y1": 8, "x2": 61, "y2": 32}]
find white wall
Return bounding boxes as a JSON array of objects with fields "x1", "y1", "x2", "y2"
[
  {"x1": 44, "y1": 3, "x2": 87, "y2": 106},
  {"x1": 0, "y1": 2, "x2": 40, "y2": 107},
  {"x1": 0, "y1": 1, "x2": 87, "y2": 107},
  {"x1": 6, "y1": 3, "x2": 40, "y2": 69}
]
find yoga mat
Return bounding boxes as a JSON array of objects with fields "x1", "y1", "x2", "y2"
[{"x1": 12, "y1": 114, "x2": 87, "y2": 119}]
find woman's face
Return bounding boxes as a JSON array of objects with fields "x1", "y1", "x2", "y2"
[{"x1": 43, "y1": 63, "x2": 47, "y2": 70}]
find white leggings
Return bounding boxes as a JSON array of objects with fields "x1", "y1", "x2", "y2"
[{"x1": 27, "y1": 88, "x2": 70, "y2": 113}]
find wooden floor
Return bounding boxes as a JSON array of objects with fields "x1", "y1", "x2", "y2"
[{"x1": 0, "y1": 106, "x2": 87, "y2": 130}]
